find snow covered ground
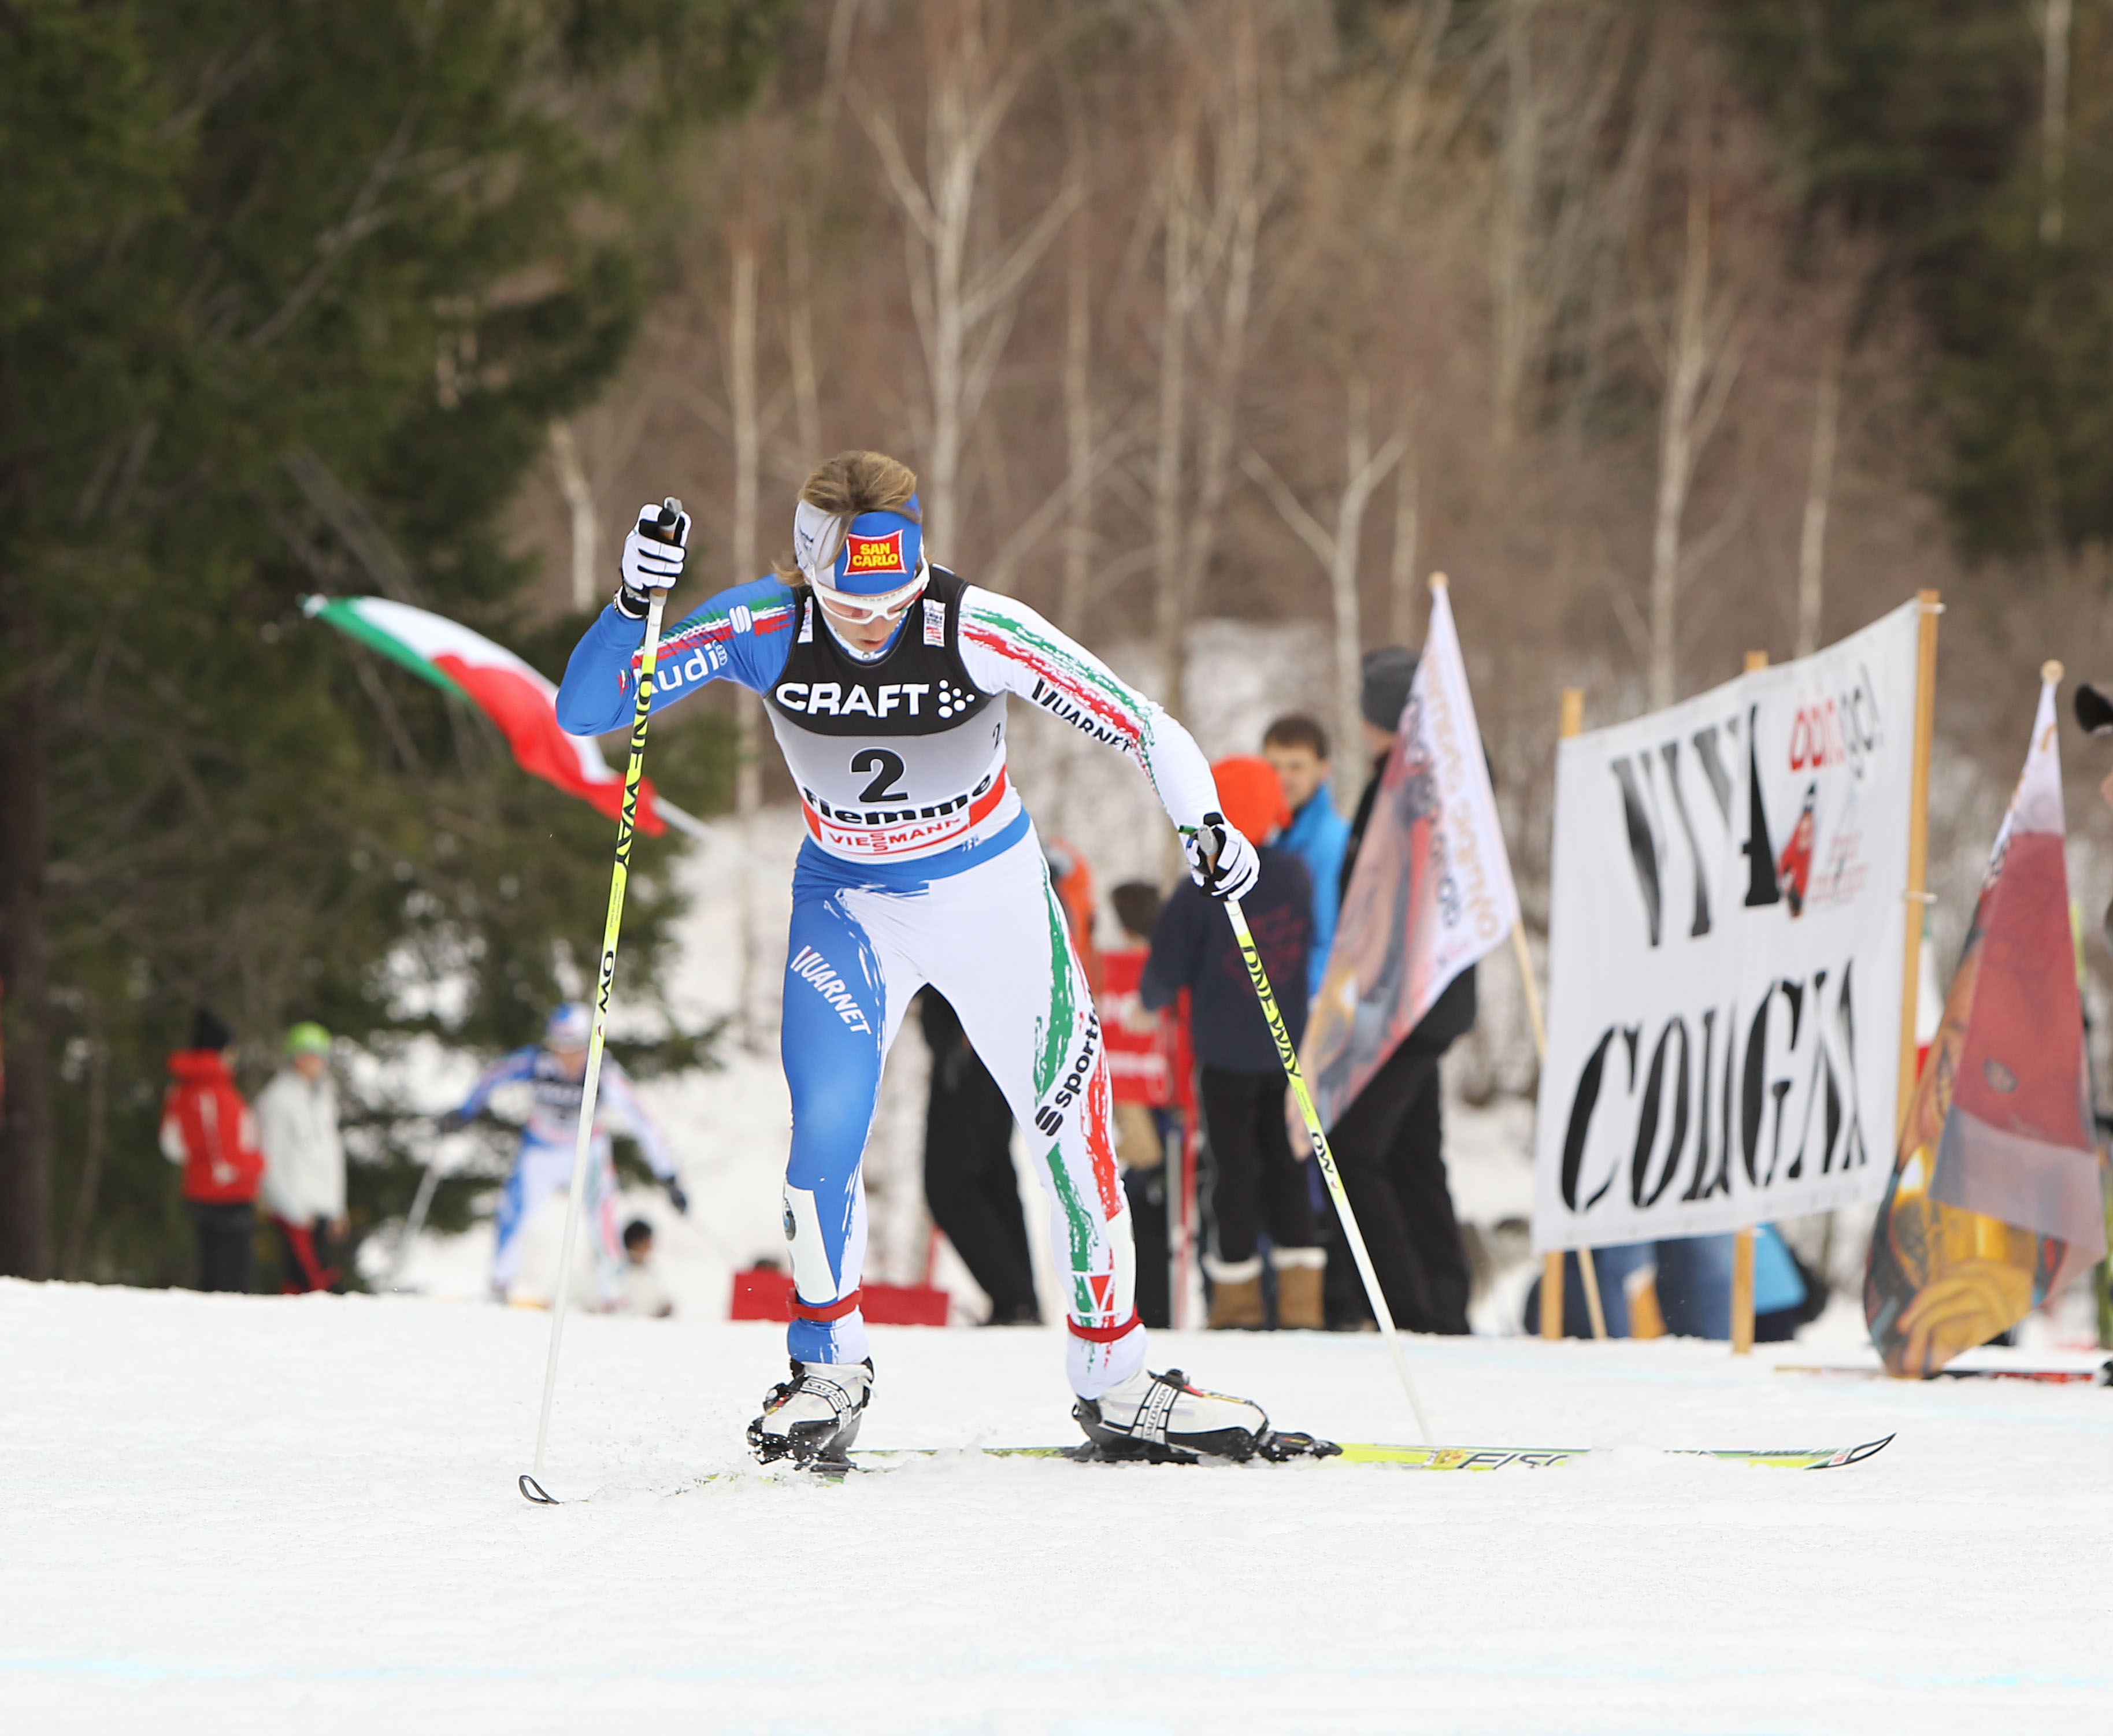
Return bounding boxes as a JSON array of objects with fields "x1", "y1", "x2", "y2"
[{"x1": 5, "y1": 1277, "x2": 2110, "y2": 1735}]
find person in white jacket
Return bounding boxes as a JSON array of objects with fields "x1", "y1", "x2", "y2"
[{"x1": 256, "y1": 1022, "x2": 346, "y2": 1293}]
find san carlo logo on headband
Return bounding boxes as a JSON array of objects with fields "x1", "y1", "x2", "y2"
[{"x1": 843, "y1": 531, "x2": 908, "y2": 576}]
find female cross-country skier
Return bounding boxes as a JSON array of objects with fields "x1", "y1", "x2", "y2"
[
  {"x1": 557, "y1": 450, "x2": 1312, "y2": 1467},
  {"x1": 440, "y1": 1001, "x2": 684, "y2": 1308}
]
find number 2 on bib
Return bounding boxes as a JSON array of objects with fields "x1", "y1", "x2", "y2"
[{"x1": 852, "y1": 748, "x2": 909, "y2": 803}]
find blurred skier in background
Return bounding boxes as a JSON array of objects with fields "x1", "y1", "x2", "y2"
[
  {"x1": 555, "y1": 449, "x2": 1315, "y2": 1468},
  {"x1": 256, "y1": 1021, "x2": 346, "y2": 1293},
  {"x1": 440, "y1": 1002, "x2": 684, "y2": 1308}
]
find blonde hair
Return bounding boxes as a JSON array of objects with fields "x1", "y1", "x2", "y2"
[{"x1": 777, "y1": 450, "x2": 920, "y2": 581}]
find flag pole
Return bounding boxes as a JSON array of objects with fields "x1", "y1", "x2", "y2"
[
  {"x1": 1895, "y1": 593, "x2": 1943, "y2": 1139},
  {"x1": 1540, "y1": 688, "x2": 1607, "y2": 1341},
  {"x1": 519, "y1": 499, "x2": 683, "y2": 1506}
]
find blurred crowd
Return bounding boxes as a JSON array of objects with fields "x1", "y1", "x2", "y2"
[
  {"x1": 156, "y1": 999, "x2": 679, "y2": 1315},
  {"x1": 921, "y1": 648, "x2": 1482, "y2": 1334}
]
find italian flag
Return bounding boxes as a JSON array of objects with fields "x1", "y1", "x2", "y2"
[{"x1": 303, "y1": 595, "x2": 665, "y2": 834}]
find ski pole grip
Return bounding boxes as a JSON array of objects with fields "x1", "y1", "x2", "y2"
[
  {"x1": 1198, "y1": 811, "x2": 1226, "y2": 873},
  {"x1": 640, "y1": 496, "x2": 684, "y2": 547}
]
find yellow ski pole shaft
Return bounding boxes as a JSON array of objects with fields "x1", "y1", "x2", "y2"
[
  {"x1": 521, "y1": 498, "x2": 683, "y2": 1505},
  {"x1": 1220, "y1": 891, "x2": 1435, "y2": 1445}
]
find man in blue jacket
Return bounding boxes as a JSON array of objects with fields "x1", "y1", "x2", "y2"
[{"x1": 1263, "y1": 714, "x2": 1350, "y2": 1001}]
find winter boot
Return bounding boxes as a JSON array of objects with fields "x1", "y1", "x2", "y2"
[
  {"x1": 1204, "y1": 1255, "x2": 1265, "y2": 1329},
  {"x1": 1271, "y1": 1246, "x2": 1326, "y2": 1329},
  {"x1": 747, "y1": 1358, "x2": 873, "y2": 1469}
]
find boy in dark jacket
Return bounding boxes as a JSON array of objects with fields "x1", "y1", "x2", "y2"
[
  {"x1": 159, "y1": 1007, "x2": 265, "y2": 1293},
  {"x1": 1141, "y1": 757, "x2": 1324, "y2": 1329}
]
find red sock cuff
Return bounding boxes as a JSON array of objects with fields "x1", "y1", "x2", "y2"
[
  {"x1": 790, "y1": 1287, "x2": 863, "y2": 1323},
  {"x1": 1066, "y1": 1310, "x2": 1141, "y2": 1344}
]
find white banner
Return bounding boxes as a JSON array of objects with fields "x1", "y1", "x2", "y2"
[{"x1": 1530, "y1": 601, "x2": 1923, "y2": 1251}]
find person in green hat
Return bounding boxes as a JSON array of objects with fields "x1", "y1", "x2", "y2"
[{"x1": 256, "y1": 1022, "x2": 346, "y2": 1292}]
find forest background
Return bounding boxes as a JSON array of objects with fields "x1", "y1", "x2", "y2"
[{"x1": 8, "y1": 0, "x2": 2113, "y2": 1289}]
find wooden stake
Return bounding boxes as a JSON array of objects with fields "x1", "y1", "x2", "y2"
[
  {"x1": 1895, "y1": 593, "x2": 1943, "y2": 1139},
  {"x1": 1511, "y1": 921, "x2": 1546, "y2": 1059},
  {"x1": 1542, "y1": 689, "x2": 1607, "y2": 1338},
  {"x1": 1730, "y1": 1229, "x2": 1756, "y2": 1355},
  {"x1": 1725, "y1": 651, "x2": 1774, "y2": 1354}
]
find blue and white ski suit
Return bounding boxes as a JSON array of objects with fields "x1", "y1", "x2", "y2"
[
  {"x1": 453, "y1": 1045, "x2": 670, "y2": 1303},
  {"x1": 556, "y1": 567, "x2": 1224, "y2": 1395}
]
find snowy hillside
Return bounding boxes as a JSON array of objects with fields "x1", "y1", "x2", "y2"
[{"x1": 5, "y1": 1278, "x2": 2109, "y2": 1734}]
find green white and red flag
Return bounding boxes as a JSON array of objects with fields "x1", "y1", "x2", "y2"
[{"x1": 303, "y1": 595, "x2": 665, "y2": 834}]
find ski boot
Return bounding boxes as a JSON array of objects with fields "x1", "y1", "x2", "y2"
[
  {"x1": 1072, "y1": 1367, "x2": 1337, "y2": 1464},
  {"x1": 747, "y1": 1358, "x2": 873, "y2": 1471}
]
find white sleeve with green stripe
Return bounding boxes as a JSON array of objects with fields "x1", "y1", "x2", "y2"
[{"x1": 957, "y1": 587, "x2": 1220, "y2": 831}]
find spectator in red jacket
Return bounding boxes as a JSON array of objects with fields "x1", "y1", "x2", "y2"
[{"x1": 160, "y1": 1007, "x2": 265, "y2": 1293}]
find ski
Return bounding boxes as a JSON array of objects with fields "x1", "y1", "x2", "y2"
[
  {"x1": 521, "y1": 1433, "x2": 1895, "y2": 1498},
  {"x1": 836, "y1": 1434, "x2": 1894, "y2": 1473},
  {"x1": 1776, "y1": 1360, "x2": 2110, "y2": 1387}
]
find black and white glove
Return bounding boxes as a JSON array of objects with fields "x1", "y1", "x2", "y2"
[
  {"x1": 665, "y1": 1178, "x2": 689, "y2": 1215},
  {"x1": 614, "y1": 500, "x2": 691, "y2": 619},
  {"x1": 1184, "y1": 812, "x2": 1261, "y2": 903}
]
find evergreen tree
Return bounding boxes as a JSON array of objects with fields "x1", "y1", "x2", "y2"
[
  {"x1": 1716, "y1": 0, "x2": 2113, "y2": 557},
  {"x1": 0, "y1": 1, "x2": 785, "y2": 1282}
]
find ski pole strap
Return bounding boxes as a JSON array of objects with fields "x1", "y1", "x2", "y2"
[
  {"x1": 1066, "y1": 1309, "x2": 1141, "y2": 1343},
  {"x1": 789, "y1": 1287, "x2": 863, "y2": 1323}
]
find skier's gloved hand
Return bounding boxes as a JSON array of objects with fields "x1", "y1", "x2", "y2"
[
  {"x1": 665, "y1": 1178, "x2": 689, "y2": 1215},
  {"x1": 615, "y1": 501, "x2": 691, "y2": 620},
  {"x1": 1184, "y1": 812, "x2": 1260, "y2": 903},
  {"x1": 435, "y1": 1108, "x2": 468, "y2": 1135}
]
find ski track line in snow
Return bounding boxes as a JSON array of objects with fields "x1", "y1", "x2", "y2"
[{"x1": 5, "y1": 1279, "x2": 2112, "y2": 1735}]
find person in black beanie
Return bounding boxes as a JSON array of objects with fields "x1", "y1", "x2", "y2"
[{"x1": 1318, "y1": 647, "x2": 1476, "y2": 1334}]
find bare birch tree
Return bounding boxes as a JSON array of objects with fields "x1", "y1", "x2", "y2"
[
  {"x1": 855, "y1": 0, "x2": 1079, "y2": 561},
  {"x1": 548, "y1": 418, "x2": 599, "y2": 611},
  {"x1": 1794, "y1": 339, "x2": 1841, "y2": 660},
  {"x1": 1243, "y1": 383, "x2": 1406, "y2": 773},
  {"x1": 1151, "y1": 1, "x2": 1274, "y2": 722},
  {"x1": 1487, "y1": 0, "x2": 1656, "y2": 448},
  {"x1": 1642, "y1": 106, "x2": 1742, "y2": 709},
  {"x1": 2038, "y1": 0, "x2": 2073, "y2": 244}
]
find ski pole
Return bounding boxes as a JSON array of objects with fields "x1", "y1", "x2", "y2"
[
  {"x1": 1192, "y1": 828, "x2": 1434, "y2": 1444},
  {"x1": 520, "y1": 497, "x2": 683, "y2": 1506},
  {"x1": 387, "y1": 1140, "x2": 444, "y2": 1290}
]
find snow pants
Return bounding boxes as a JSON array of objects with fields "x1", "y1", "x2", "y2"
[
  {"x1": 779, "y1": 826, "x2": 1144, "y2": 1397},
  {"x1": 492, "y1": 1133, "x2": 623, "y2": 1304},
  {"x1": 188, "y1": 1201, "x2": 256, "y2": 1294}
]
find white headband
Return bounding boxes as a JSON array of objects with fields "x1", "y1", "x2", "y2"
[{"x1": 792, "y1": 499, "x2": 845, "y2": 589}]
